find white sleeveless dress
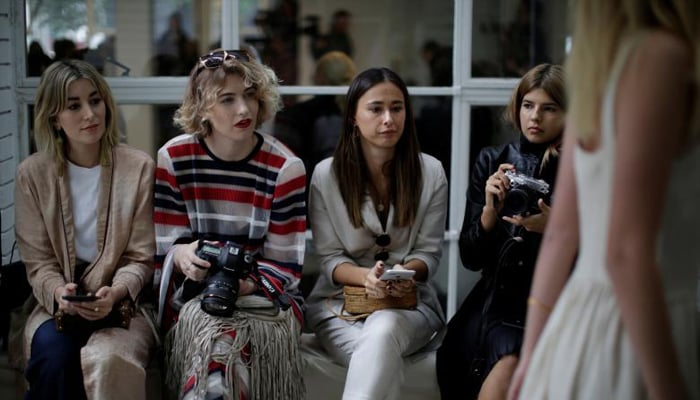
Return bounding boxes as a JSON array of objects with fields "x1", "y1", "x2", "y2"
[{"x1": 518, "y1": 34, "x2": 700, "y2": 399}]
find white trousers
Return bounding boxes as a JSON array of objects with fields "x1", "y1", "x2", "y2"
[{"x1": 314, "y1": 308, "x2": 437, "y2": 400}]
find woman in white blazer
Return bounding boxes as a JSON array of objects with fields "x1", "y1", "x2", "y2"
[{"x1": 305, "y1": 67, "x2": 448, "y2": 400}]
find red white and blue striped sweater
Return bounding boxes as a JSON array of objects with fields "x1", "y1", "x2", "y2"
[{"x1": 154, "y1": 132, "x2": 306, "y2": 328}]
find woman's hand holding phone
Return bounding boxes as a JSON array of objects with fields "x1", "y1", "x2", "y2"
[
  {"x1": 62, "y1": 294, "x2": 99, "y2": 302},
  {"x1": 364, "y1": 261, "x2": 389, "y2": 299},
  {"x1": 56, "y1": 284, "x2": 127, "y2": 321},
  {"x1": 381, "y1": 264, "x2": 416, "y2": 298},
  {"x1": 379, "y1": 269, "x2": 416, "y2": 281}
]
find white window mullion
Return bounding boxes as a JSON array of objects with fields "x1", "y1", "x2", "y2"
[
  {"x1": 221, "y1": 0, "x2": 239, "y2": 49},
  {"x1": 445, "y1": 0, "x2": 474, "y2": 320}
]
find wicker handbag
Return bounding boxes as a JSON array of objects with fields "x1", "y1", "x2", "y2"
[{"x1": 341, "y1": 285, "x2": 417, "y2": 319}]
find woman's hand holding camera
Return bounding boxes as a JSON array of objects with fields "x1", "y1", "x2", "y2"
[
  {"x1": 502, "y1": 198, "x2": 551, "y2": 233},
  {"x1": 364, "y1": 261, "x2": 389, "y2": 299},
  {"x1": 482, "y1": 163, "x2": 515, "y2": 231},
  {"x1": 174, "y1": 240, "x2": 211, "y2": 282}
]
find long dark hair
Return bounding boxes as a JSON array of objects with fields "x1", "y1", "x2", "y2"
[{"x1": 332, "y1": 67, "x2": 422, "y2": 228}]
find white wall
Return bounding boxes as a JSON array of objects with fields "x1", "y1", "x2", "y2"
[{"x1": 0, "y1": 2, "x2": 19, "y2": 265}]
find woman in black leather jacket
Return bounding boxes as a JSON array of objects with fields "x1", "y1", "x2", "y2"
[{"x1": 437, "y1": 64, "x2": 566, "y2": 400}]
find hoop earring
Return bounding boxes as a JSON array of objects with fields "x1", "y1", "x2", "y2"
[
  {"x1": 55, "y1": 129, "x2": 64, "y2": 145},
  {"x1": 201, "y1": 119, "x2": 213, "y2": 137}
]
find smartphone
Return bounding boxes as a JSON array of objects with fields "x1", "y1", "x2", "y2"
[
  {"x1": 62, "y1": 294, "x2": 99, "y2": 302},
  {"x1": 379, "y1": 269, "x2": 415, "y2": 281}
]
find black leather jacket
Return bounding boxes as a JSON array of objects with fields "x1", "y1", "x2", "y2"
[{"x1": 459, "y1": 134, "x2": 560, "y2": 320}]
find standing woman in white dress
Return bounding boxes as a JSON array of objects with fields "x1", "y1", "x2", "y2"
[{"x1": 508, "y1": 1, "x2": 700, "y2": 399}]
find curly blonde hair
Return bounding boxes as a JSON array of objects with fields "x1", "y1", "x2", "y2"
[{"x1": 174, "y1": 50, "x2": 282, "y2": 137}]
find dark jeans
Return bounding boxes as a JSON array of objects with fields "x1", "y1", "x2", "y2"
[{"x1": 25, "y1": 319, "x2": 92, "y2": 400}]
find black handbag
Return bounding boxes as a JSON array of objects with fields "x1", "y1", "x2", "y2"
[
  {"x1": 465, "y1": 236, "x2": 526, "y2": 397},
  {"x1": 53, "y1": 261, "x2": 136, "y2": 334},
  {"x1": 54, "y1": 297, "x2": 135, "y2": 333}
]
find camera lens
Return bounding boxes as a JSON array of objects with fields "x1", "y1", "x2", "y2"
[
  {"x1": 193, "y1": 242, "x2": 257, "y2": 317},
  {"x1": 201, "y1": 298, "x2": 233, "y2": 316},
  {"x1": 504, "y1": 189, "x2": 530, "y2": 215},
  {"x1": 199, "y1": 269, "x2": 241, "y2": 317},
  {"x1": 201, "y1": 281, "x2": 239, "y2": 317}
]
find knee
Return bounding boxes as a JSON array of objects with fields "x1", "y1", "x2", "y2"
[
  {"x1": 104, "y1": 352, "x2": 146, "y2": 378},
  {"x1": 479, "y1": 355, "x2": 519, "y2": 399},
  {"x1": 30, "y1": 327, "x2": 80, "y2": 367},
  {"x1": 30, "y1": 344, "x2": 78, "y2": 369},
  {"x1": 361, "y1": 313, "x2": 404, "y2": 345},
  {"x1": 82, "y1": 344, "x2": 144, "y2": 374},
  {"x1": 489, "y1": 354, "x2": 518, "y2": 378}
]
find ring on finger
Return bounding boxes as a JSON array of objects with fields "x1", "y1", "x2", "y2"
[{"x1": 94, "y1": 307, "x2": 99, "y2": 312}]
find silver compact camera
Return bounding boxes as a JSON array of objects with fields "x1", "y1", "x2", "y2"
[{"x1": 503, "y1": 170, "x2": 550, "y2": 215}]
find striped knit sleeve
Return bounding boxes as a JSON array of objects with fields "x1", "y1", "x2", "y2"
[
  {"x1": 153, "y1": 144, "x2": 191, "y2": 289},
  {"x1": 257, "y1": 155, "x2": 307, "y2": 299}
]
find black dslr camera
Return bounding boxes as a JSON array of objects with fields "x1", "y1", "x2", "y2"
[
  {"x1": 503, "y1": 170, "x2": 550, "y2": 216},
  {"x1": 187, "y1": 241, "x2": 257, "y2": 317}
]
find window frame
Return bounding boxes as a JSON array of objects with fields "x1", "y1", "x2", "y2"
[{"x1": 12, "y1": 0, "x2": 518, "y2": 318}]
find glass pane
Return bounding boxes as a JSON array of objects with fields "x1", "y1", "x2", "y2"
[
  {"x1": 126, "y1": 97, "x2": 451, "y2": 173},
  {"x1": 25, "y1": 0, "x2": 222, "y2": 77},
  {"x1": 120, "y1": 104, "x2": 165, "y2": 158},
  {"x1": 247, "y1": 0, "x2": 454, "y2": 86},
  {"x1": 472, "y1": 0, "x2": 569, "y2": 77},
  {"x1": 24, "y1": 103, "x2": 162, "y2": 157},
  {"x1": 415, "y1": 96, "x2": 452, "y2": 181},
  {"x1": 469, "y1": 105, "x2": 516, "y2": 167},
  {"x1": 99, "y1": 104, "x2": 183, "y2": 159},
  {"x1": 272, "y1": 94, "x2": 341, "y2": 179},
  {"x1": 25, "y1": 0, "x2": 453, "y2": 82},
  {"x1": 271, "y1": 94, "x2": 452, "y2": 182}
]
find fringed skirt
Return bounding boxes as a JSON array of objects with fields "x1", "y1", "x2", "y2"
[{"x1": 164, "y1": 296, "x2": 304, "y2": 400}]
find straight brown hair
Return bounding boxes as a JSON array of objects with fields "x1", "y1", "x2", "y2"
[{"x1": 332, "y1": 67, "x2": 422, "y2": 228}]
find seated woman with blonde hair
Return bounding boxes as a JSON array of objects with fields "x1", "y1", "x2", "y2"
[{"x1": 15, "y1": 59, "x2": 156, "y2": 400}]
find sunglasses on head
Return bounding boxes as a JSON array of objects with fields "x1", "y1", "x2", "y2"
[
  {"x1": 197, "y1": 49, "x2": 251, "y2": 70},
  {"x1": 374, "y1": 233, "x2": 391, "y2": 262}
]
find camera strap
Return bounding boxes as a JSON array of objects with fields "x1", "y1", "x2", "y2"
[
  {"x1": 211, "y1": 235, "x2": 292, "y2": 310},
  {"x1": 247, "y1": 267, "x2": 291, "y2": 310},
  {"x1": 248, "y1": 268, "x2": 303, "y2": 324}
]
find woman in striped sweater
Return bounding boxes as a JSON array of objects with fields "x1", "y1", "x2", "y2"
[{"x1": 154, "y1": 49, "x2": 307, "y2": 400}]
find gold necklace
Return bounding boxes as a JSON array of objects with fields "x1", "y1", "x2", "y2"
[{"x1": 370, "y1": 178, "x2": 389, "y2": 214}]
